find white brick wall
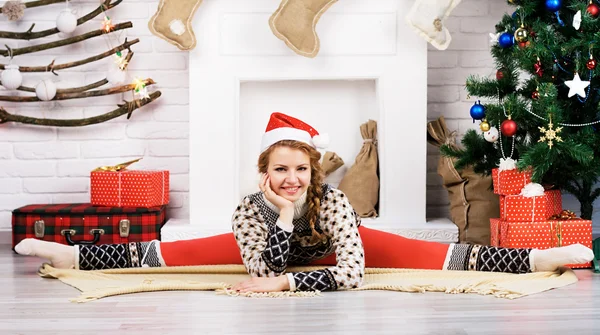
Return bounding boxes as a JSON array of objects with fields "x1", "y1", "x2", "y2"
[
  {"x1": 0, "y1": 1, "x2": 188, "y2": 229},
  {"x1": 0, "y1": 0, "x2": 597, "y2": 235}
]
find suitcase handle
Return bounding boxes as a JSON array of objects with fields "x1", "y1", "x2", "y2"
[{"x1": 61, "y1": 229, "x2": 104, "y2": 246}]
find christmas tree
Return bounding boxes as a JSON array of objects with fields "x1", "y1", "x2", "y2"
[
  {"x1": 0, "y1": 0, "x2": 160, "y2": 126},
  {"x1": 441, "y1": 0, "x2": 600, "y2": 220}
]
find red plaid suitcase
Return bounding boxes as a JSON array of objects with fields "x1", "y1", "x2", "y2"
[{"x1": 11, "y1": 203, "x2": 167, "y2": 250}]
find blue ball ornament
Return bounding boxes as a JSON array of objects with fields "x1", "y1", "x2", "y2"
[
  {"x1": 545, "y1": 0, "x2": 561, "y2": 12},
  {"x1": 470, "y1": 100, "x2": 486, "y2": 122},
  {"x1": 498, "y1": 32, "x2": 514, "y2": 48}
]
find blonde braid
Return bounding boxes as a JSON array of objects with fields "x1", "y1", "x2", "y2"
[{"x1": 307, "y1": 161, "x2": 325, "y2": 245}]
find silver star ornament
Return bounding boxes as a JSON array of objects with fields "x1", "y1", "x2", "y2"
[
  {"x1": 489, "y1": 32, "x2": 500, "y2": 45},
  {"x1": 565, "y1": 73, "x2": 590, "y2": 98}
]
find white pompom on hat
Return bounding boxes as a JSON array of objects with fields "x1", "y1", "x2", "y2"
[{"x1": 260, "y1": 112, "x2": 329, "y2": 153}]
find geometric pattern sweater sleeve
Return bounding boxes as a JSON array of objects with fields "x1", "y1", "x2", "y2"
[
  {"x1": 290, "y1": 189, "x2": 365, "y2": 292},
  {"x1": 231, "y1": 196, "x2": 293, "y2": 277}
]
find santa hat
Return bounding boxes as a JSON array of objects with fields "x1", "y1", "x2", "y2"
[{"x1": 260, "y1": 112, "x2": 329, "y2": 153}]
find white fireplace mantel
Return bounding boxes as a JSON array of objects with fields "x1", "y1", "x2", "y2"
[{"x1": 162, "y1": 0, "x2": 458, "y2": 243}]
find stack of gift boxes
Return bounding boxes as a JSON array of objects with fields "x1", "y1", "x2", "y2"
[
  {"x1": 12, "y1": 158, "x2": 170, "y2": 249},
  {"x1": 489, "y1": 168, "x2": 593, "y2": 269}
]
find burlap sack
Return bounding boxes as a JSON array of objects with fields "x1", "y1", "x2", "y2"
[
  {"x1": 338, "y1": 120, "x2": 379, "y2": 218},
  {"x1": 427, "y1": 116, "x2": 499, "y2": 245},
  {"x1": 322, "y1": 151, "x2": 344, "y2": 177}
]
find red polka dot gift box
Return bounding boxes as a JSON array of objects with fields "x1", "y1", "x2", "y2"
[
  {"x1": 490, "y1": 217, "x2": 592, "y2": 269},
  {"x1": 499, "y1": 190, "x2": 562, "y2": 222},
  {"x1": 491, "y1": 168, "x2": 532, "y2": 195},
  {"x1": 90, "y1": 160, "x2": 169, "y2": 208}
]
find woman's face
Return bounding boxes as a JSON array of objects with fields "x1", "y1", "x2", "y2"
[{"x1": 267, "y1": 147, "x2": 311, "y2": 202}]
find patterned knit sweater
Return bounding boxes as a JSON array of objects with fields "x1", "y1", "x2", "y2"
[{"x1": 231, "y1": 184, "x2": 365, "y2": 292}]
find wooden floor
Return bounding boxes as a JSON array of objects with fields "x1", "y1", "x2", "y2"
[{"x1": 2, "y1": 246, "x2": 599, "y2": 335}]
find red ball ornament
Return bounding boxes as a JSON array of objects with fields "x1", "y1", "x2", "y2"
[
  {"x1": 501, "y1": 119, "x2": 518, "y2": 137},
  {"x1": 496, "y1": 70, "x2": 504, "y2": 80},
  {"x1": 534, "y1": 60, "x2": 543, "y2": 77},
  {"x1": 532, "y1": 90, "x2": 540, "y2": 100},
  {"x1": 529, "y1": 30, "x2": 536, "y2": 38},
  {"x1": 587, "y1": 3, "x2": 600, "y2": 17},
  {"x1": 587, "y1": 58, "x2": 597, "y2": 70},
  {"x1": 518, "y1": 41, "x2": 530, "y2": 49}
]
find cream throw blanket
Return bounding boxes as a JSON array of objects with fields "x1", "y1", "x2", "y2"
[{"x1": 38, "y1": 264, "x2": 578, "y2": 303}]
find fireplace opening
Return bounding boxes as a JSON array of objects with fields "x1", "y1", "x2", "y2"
[{"x1": 238, "y1": 79, "x2": 380, "y2": 211}]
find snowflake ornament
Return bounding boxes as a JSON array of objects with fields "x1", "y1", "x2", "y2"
[{"x1": 538, "y1": 117, "x2": 563, "y2": 149}]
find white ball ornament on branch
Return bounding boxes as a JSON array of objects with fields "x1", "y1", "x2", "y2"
[
  {"x1": 56, "y1": 8, "x2": 78, "y2": 34},
  {"x1": 36, "y1": 79, "x2": 57, "y2": 101},
  {"x1": 483, "y1": 127, "x2": 499, "y2": 143},
  {"x1": 1, "y1": 64, "x2": 23, "y2": 90},
  {"x1": 107, "y1": 66, "x2": 126, "y2": 86}
]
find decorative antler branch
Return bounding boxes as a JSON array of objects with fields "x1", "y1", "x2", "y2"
[
  {"x1": 0, "y1": 91, "x2": 162, "y2": 127},
  {"x1": 1, "y1": 48, "x2": 135, "y2": 93},
  {"x1": 0, "y1": 0, "x2": 123, "y2": 40},
  {"x1": 9, "y1": 78, "x2": 108, "y2": 93},
  {"x1": 0, "y1": 78, "x2": 155, "y2": 102},
  {"x1": 0, "y1": 38, "x2": 138, "y2": 72},
  {"x1": 0, "y1": 22, "x2": 132, "y2": 57},
  {"x1": 0, "y1": 0, "x2": 65, "y2": 11},
  {"x1": 0, "y1": 1, "x2": 160, "y2": 128}
]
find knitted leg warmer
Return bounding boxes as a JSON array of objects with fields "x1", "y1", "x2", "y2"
[
  {"x1": 443, "y1": 244, "x2": 532, "y2": 274},
  {"x1": 77, "y1": 240, "x2": 164, "y2": 270}
]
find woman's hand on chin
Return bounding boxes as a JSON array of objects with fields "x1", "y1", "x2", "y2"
[{"x1": 259, "y1": 173, "x2": 294, "y2": 211}]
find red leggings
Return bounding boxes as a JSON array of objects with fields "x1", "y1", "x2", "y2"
[{"x1": 161, "y1": 226, "x2": 450, "y2": 270}]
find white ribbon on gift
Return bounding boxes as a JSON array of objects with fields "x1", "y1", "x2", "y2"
[
  {"x1": 503, "y1": 183, "x2": 545, "y2": 223},
  {"x1": 115, "y1": 170, "x2": 167, "y2": 207},
  {"x1": 118, "y1": 172, "x2": 122, "y2": 207},
  {"x1": 498, "y1": 158, "x2": 517, "y2": 171},
  {"x1": 161, "y1": 170, "x2": 165, "y2": 204},
  {"x1": 520, "y1": 182, "x2": 545, "y2": 197},
  {"x1": 496, "y1": 158, "x2": 530, "y2": 194}
]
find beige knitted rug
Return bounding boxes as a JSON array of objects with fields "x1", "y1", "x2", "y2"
[{"x1": 38, "y1": 264, "x2": 578, "y2": 303}]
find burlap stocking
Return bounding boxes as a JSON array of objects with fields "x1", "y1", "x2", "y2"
[
  {"x1": 338, "y1": 120, "x2": 379, "y2": 218},
  {"x1": 148, "y1": 0, "x2": 203, "y2": 51},
  {"x1": 405, "y1": 0, "x2": 462, "y2": 50},
  {"x1": 269, "y1": 0, "x2": 338, "y2": 58}
]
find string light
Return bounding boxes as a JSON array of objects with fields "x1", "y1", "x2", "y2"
[
  {"x1": 132, "y1": 77, "x2": 149, "y2": 99},
  {"x1": 102, "y1": 15, "x2": 115, "y2": 33},
  {"x1": 113, "y1": 51, "x2": 128, "y2": 70}
]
